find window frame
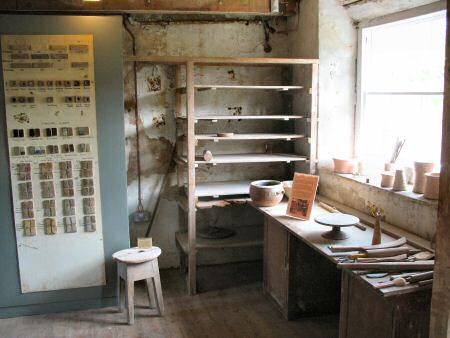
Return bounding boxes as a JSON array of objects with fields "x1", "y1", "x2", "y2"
[{"x1": 354, "y1": 1, "x2": 447, "y2": 160}]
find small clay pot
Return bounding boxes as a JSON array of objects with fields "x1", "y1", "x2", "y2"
[
  {"x1": 282, "y1": 180, "x2": 293, "y2": 198},
  {"x1": 380, "y1": 171, "x2": 394, "y2": 188},
  {"x1": 250, "y1": 180, "x2": 284, "y2": 207},
  {"x1": 392, "y1": 169, "x2": 407, "y2": 191},
  {"x1": 413, "y1": 161, "x2": 434, "y2": 193},
  {"x1": 333, "y1": 158, "x2": 356, "y2": 174},
  {"x1": 424, "y1": 172, "x2": 440, "y2": 200}
]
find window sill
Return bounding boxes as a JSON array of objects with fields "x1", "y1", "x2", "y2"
[{"x1": 335, "y1": 173, "x2": 438, "y2": 208}]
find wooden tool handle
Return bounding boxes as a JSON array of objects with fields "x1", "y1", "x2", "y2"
[
  {"x1": 418, "y1": 279, "x2": 433, "y2": 286},
  {"x1": 329, "y1": 237, "x2": 407, "y2": 253},
  {"x1": 365, "y1": 246, "x2": 412, "y2": 258},
  {"x1": 319, "y1": 202, "x2": 339, "y2": 213},
  {"x1": 407, "y1": 271, "x2": 434, "y2": 283},
  {"x1": 338, "y1": 260, "x2": 435, "y2": 271}
]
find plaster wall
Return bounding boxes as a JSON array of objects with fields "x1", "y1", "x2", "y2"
[{"x1": 123, "y1": 19, "x2": 289, "y2": 268}]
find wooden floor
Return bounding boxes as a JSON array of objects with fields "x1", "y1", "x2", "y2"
[{"x1": 0, "y1": 269, "x2": 339, "y2": 338}]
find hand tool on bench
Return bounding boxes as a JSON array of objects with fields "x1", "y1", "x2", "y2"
[
  {"x1": 329, "y1": 237, "x2": 407, "y2": 253},
  {"x1": 418, "y1": 279, "x2": 433, "y2": 286},
  {"x1": 390, "y1": 270, "x2": 434, "y2": 280},
  {"x1": 318, "y1": 202, "x2": 366, "y2": 231},
  {"x1": 349, "y1": 246, "x2": 417, "y2": 259},
  {"x1": 357, "y1": 254, "x2": 408, "y2": 263},
  {"x1": 374, "y1": 277, "x2": 408, "y2": 289},
  {"x1": 374, "y1": 271, "x2": 434, "y2": 289},
  {"x1": 338, "y1": 260, "x2": 434, "y2": 271}
]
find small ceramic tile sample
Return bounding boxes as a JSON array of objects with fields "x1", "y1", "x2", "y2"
[
  {"x1": 18, "y1": 182, "x2": 33, "y2": 200},
  {"x1": 81, "y1": 178, "x2": 94, "y2": 196},
  {"x1": 43, "y1": 199, "x2": 56, "y2": 217},
  {"x1": 80, "y1": 160, "x2": 93, "y2": 177},
  {"x1": 63, "y1": 216, "x2": 77, "y2": 233},
  {"x1": 83, "y1": 197, "x2": 95, "y2": 214},
  {"x1": 21, "y1": 201, "x2": 34, "y2": 218},
  {"x1": 62, "y1": 198, "x2": 75, "y2": 216},
  {"x1": 84, "y1": 215, "x2": 96, "y2": 232},
  {"x1": 59, "y1": 161, "x2": 72, "y2": 178},
  {"x1": 23, "y1": 219, "x2": 36, "y2": 236},
  {"x1": 39, "y1": 162, "x2": 53, "y2": 179},
  {"x1": 17, "y1": 163, "x2": 31, "y2": 181},
  {"x1": 41, "y1": 181, "x2": 55, "y2": 198},
  {"x1": 44, "y1": 218, "x2": 57, "y2": 235},
  {"x1": 77, "y1": 143, "x2": 90, "y2": 153},
  {"x1": 61, "y1": 179, "x2": 74, "y2": 197}
]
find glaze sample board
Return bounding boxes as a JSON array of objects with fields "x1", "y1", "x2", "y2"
[{"x1": 1, "y1": 35, "x2": 105, "y2": 293}]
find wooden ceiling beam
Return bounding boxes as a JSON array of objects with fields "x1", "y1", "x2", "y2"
[{"x1": 0, "y1": 0, "x2": 290, "y2": 15}]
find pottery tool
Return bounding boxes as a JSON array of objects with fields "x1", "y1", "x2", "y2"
[
  {"x1": 418, "y1": 279, "x2": 433, "y2": 286},
  {"x1": 390, "y1": 270, "x2": 433, "y2": 281},
  {"x1": 315, "y1": 213, "x2": 360, "y2": 240},
  {"x1": 349, "y1": 247, "x2": 419, "y2": 259},
  {"x1": 338, "y1": 260, "x2": 434, "y2": 271},
  {"x1": 409, "y1": 251, "x2": 435, "y2": 261},
  {"x1": 357, "y1": 254, "x2": 408, "y2": 263},
  {"x1": 374, "y1": 277, "x2": 408, "y2": 289},
  {"x1": 389, "y1": 138, "x2": 406, "y2": 164},
  {"x1": 318, "y1": 202, "x2": 366, "y2": 231},
  {"x1": 366, "y1": 272, "x2": 390, "y2": 278},
  {"x1": 329, "y1": 237, "x2": 407, "y2": 253}
]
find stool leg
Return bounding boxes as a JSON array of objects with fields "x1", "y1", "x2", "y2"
[
  {"x1": 146, "y1": 278, "x2": 156, "y2": 309},
  {"x1": 117, "y1": 271, "x2": 122, "y2": 313},
  {"x1": 152, "y1": 260, "x2": 164, "y2": 316},
  {"x1": 126, "y1": 280, "x2": 135, "y2": 325}
]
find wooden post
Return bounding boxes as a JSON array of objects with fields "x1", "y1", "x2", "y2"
[
  {"x1": 186, "y1": 61, "x2": 197, "y2": 295},
  {"x1": 430, "y1": 5, "x2": 450, "y2": 336},
  {"x1": 309, "y1": 63, "x2": 319, "y2": 174}
]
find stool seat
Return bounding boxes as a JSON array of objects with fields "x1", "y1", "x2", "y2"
[
  {"x1": 113, "y1": 246, "x2": 164, "y2": 324},
  {"x1": 113, "y1": 247, "x2": 161, "y2": 264}
]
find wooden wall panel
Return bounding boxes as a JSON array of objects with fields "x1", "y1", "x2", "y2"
[{"x1": 430, "y1": 3, "x2": 450, "y2": 337}]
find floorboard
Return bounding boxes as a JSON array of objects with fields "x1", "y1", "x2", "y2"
[{"x1": 0, "y1": 269, "x2": 339, "y2": 338}]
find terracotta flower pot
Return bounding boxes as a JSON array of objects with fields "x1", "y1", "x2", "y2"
[
  {"x1": 424, "y1": 172, "x2": 440, "y2": 200},
  {"x1": 250, "y1": 180, "x2": 284, "y2": 207},
  {"x1": 333, "y1": 158, "x2": 356, "y2": 174},
  {"x1": 380, "y1": 171, "x2": 394, "y2": 188},
  {"x1": 413, "y1": 161, "x2": 434, "y2": 193}
]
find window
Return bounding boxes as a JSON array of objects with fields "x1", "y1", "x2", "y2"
[{"x1": 357, "y1": 10, "x2": 446, "y2": 180}]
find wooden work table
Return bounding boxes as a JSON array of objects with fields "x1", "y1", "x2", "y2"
[{"x1": 254, "y1": 199, "x2": 433, "y2": 338}]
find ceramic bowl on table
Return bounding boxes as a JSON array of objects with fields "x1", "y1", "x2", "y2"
[{"x1": 250, "y1": 180, "x2": 284, "y2": 207}]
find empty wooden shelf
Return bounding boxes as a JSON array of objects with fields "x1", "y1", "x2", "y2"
[
  {"x1": 178, "y1": 115, "x2": 306, "y2": 123},
  {"x1": 195, "y1": 133, "x2": 306, "y2": 141},
  {"x1": 193, "y1": 180, "x2": 252, "y2": 197},
  {"x1": 194, "y1": 153, "x2": 307, "y2": 164}
]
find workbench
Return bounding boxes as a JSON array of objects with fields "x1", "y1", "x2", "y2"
[{"x1": 255, "y1": 199, "x2": 432, "y2": 338}]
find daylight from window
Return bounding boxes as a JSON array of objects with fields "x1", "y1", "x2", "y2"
[{"x1": 358, "y1": 11, "x2": 446, "y2": 179}]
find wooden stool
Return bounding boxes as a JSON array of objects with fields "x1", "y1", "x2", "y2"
[{"x1": 113, "y1": 247, "x2": 164, "y2": 325}]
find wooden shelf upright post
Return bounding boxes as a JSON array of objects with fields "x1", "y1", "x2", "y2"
[{"x1": 186, "y1": 61, "x2": 197, "y2": 295}]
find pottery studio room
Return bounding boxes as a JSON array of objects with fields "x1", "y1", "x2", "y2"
[{"x1": 0, "y1": 1, "x2": 449, "y2": 338}]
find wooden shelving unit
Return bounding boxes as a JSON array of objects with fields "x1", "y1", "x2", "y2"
[{"x1": 127, "y1": 56, "x2": 318, "y2": 295}]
